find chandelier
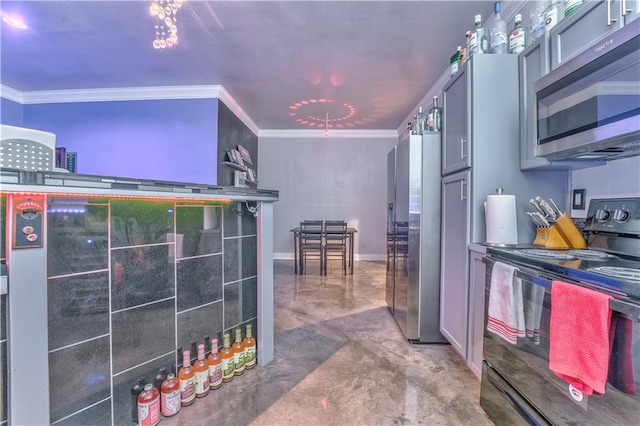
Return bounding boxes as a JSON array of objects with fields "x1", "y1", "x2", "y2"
[{"x1": 149, "y1": 0, "x2": 183, "y2": 49}]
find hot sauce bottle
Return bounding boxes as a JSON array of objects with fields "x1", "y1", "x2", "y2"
[
  {"x1": 194, "y1": 343, "x2": 210, "y2": 398},
  {"x1": 233, "y1": 327, "x2": 245, "y2": 376},
  {"x1": 221, "y1": 332, "x2": 235, "y2": 383},
  {"x1": 243, "y1": 324, "x2": 257, "y2": 369},
  {"x1": 207, "y1": 338, "x2": 223, "y2": 390},
  {"x1": 178, "y1": 350, "x2": 196, "y2": 407},
  {"x1": 137, "y1": 383, "x2": 160, "y2": 426},
  {"x1": 160, "y1": 373, "x2": 181, "y2": 417}
]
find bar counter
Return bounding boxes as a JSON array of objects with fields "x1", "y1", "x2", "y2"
[{"x1": 0, "y1": 168, "x2": 278, "y2": 425}]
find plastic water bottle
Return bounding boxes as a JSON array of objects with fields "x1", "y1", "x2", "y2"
[
  {"x1": 530, "y1": 0, "x2": 547, "y2": 41},
  {"x1": 489, "y1": 2, "x2": 508, "y2": 54}
]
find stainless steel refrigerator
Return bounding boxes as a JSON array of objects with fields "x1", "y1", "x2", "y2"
[{"x1": 386, "y1": 133, "x2": 446, "y2": 343}]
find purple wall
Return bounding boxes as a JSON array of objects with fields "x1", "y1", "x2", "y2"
[
  {"x1": 1, "y1": 97, "x2": 24, "y2": 126},
  {"x1": 22, "y1": 98, "x2": 218, "y2": 184}
]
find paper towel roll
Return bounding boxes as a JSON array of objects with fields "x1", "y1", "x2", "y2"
[{"x1": 485, "y1": 194, "x2": 518, "y2": 244}]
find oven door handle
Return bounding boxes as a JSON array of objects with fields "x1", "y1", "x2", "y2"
[
  {"x1": 610, "y1": 298, "x2": 640, "y2": 320},
  {"x1": 485, "y1": 365, "x2": 552, "y2": 426}
]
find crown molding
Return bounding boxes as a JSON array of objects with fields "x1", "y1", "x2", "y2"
[
  {"x1": 258, "y1": 129, "x2": 398, "y2": 139},
  {"x1": 1, "y1": 84, "x2": 260, "y2": 136},
  {"x1": 214, "y1": 86, "x2": 260, "y2": 136},
  {"x1": 0, "y1": 85, "x2": 24, "y2": 103},
  {"x1": 19, "y1": 85, "x2": 222, "y2": 104}
]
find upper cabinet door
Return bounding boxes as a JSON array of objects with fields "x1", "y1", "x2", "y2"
[
  {"x1": 519, "y1": 38, "x2": 554, "y2": 170},
  {"x1": 622, "y1": 0, "x2": 640, "y2": 24},
  {"x1": 442, "y1": 65, "x2": 469, "y2": 176},
  {"x1": 550, "y1": 0, "x2": 623, "y2": 70}
]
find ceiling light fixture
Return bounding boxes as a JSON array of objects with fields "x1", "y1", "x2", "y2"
[
  {"x1": 1, "y1": 14, "x2": 28, "y2": 30},
  {"x1": 149, "y1": 0, "x2": 183, "y2": 49}
]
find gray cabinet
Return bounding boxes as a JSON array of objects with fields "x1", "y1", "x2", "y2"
[
  {"x1": 440, "y1": 54, "x2": 568, "y2": 367},
  {"x1": 550, "y1": 0, "x2": 624, "y2": 69},
  {"x1": 467, "y1": 246, "x2": 487, "y2": 380},
  {"x1": 440, "y1": 171, "x2": 470, "y2": 359},
  {"x1": 623, "y1": 0, "x2": 640, "y2": 24},
  {"x1": 519, "y1": 37, "x2": 553, "y2": 170},
  {"x1": 442, "y1": 67, "x2": 468, "y2": 176}
]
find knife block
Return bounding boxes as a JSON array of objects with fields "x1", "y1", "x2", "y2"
[
  {"x1": 553, "y1": 213, "x2": 587, "y2": 249},
  {"x1": 533, "y1": 214, "x2": 587, "y2": 249},
  {"x1": 533, "y1": 226, "x2": 571, "y2": 248}
]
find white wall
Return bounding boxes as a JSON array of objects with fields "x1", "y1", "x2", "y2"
[
  {"x1": 570, "y1": 156, "x2": 640, "y2": 217},
  {"x1": 258, "y1": 133, "x2": 398, "y2": 260}
]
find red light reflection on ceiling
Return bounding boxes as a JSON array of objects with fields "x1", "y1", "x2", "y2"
[{"x1": 288, "y1": 97, "x2": 381, "y2": 129}]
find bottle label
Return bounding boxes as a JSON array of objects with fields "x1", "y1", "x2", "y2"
[
  {"x1": 468, "y1": 33, "x2": 478, "y2": 52},
  {"x1": 564, "y1": 0, "x2": 583, "y2": 17},
  {"x1": 195, "y1": 370, "x2": 209, "y2": 395},
  {"x1": 222, "y1": 357, "x2": 234, "y2": 379},
  {"x1": 245, "y1": 346, "x2": 257, "y2": 367},
  {"x1": 427, "y1": 112, "x2": 434, "y2": 129},
  {"x1": 208, "y1": 364, "x2": 223, "y2": 388},
  {"x1": 450, "y1": 62, "x2": 459, "y2": 76},
  {"x1": 138, "y1": 397, "x2": 160, "y2": 426},
  {"x1": 234, "y1": 351, "x2": 245, "y2": 372},
  {"x1": 161, "y1": 390, "x2": 181, "y2": 416},
  {"x1": 480, "y1": 35, "x2": 489, "y2": 53},
  {"x1": 509, "y1": 30, "x2": 526, "y2": 54},
  {"x1": 490, "y1": 32, "x2": 508, "y2": 53},
  {"x1": 179, "y1": 378, "x2": 195, "y2": 404},
  {"x1": 545, "y1": 6, "x2": 559, "y2": 31}
]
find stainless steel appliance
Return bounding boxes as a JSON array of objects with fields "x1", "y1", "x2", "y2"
[
  {"x1": 480, "y1": 197, "x2": 640, "y2": 425},
  {"x1": 535, "y1": 23, "x2": 640, "y2": 161},
  {"x1": 386, "y1": 133, "x2": 446, "y2": 343}
]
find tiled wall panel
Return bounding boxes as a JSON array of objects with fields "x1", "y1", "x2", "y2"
[{"x1": 42, "y1": 198, "x2": 257, "y2": 424}]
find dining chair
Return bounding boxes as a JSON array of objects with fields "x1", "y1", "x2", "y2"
[
  {"x1": 299, "y1": 220, "x2": 324, "y2": 274},
  {"x1": 323, "y1": 220, "x2": 348, "y2": 275}
]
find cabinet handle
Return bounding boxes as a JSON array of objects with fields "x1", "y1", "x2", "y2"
[
  {"x1": 622, "y1": 0, "x2": 630, "y2": 15},
  {"x1": 460, "y1": 138, "x2": 467, "y2": 159},
  {"x1": 460, "y1": 179, "x2": 467, "y2": 201},
  {"x1": 607, "y1": 0, "x2": 618, "y2": 26}
]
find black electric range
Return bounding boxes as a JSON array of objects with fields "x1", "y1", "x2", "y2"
[{"x1": 487, "y1": 197, "x2": 640, "y2": 299}]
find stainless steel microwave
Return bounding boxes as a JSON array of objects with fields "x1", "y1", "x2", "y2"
[{"x1": 534, "y1": 23, "x2": 640, "y2": 161}]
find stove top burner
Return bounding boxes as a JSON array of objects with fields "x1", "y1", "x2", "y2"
[
  {"x1": 516, "y1": 249, "x2": 577, "y2": 261},
  {"x1": 567, "y1": 250, "x2": 617, "y2": 261},
  {"x1": 588, "y1": 267, "x2": 640, "y2": 282}
]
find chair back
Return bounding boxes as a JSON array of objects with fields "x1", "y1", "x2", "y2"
[
  {"x1": 300, "y1": 220, "x2": 324, "y2": 243},
  {"x1": 324, "y1": 220, "x2": 347, "y2": 246}
]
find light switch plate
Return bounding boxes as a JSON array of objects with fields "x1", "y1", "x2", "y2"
[{"x1": 572, "y1": 188, "x2": 586, "y2": 210}]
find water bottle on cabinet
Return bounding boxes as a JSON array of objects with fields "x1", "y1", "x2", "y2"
[{"x1": 489, "y1": 2, "x2": 507, "y2": 54}]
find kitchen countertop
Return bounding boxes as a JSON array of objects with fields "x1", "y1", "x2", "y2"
[{"x1": 0, "y1": 167, "x2": 279, "y2": 201}]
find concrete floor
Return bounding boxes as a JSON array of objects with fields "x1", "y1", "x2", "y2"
[{"x1": 164, "y1": 260, "x2": 493, "y2": 425}]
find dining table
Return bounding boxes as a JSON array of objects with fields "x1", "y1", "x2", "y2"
[{"x1": 290, "y1": 226, "x2": 358, "y2": 275}]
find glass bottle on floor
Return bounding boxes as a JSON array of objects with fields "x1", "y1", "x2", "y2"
[
  {"x1": 233, "y1": 327, "x2": 246, "y2": 376},
  {"x1": 208, "y1": 338, "x2": 223, "y2": 390},
  {"x1": 221, "y1": 332, "x2": 235, "y2": 383},
  {"x1": 243, "y1": 324, "x2": 257, "y2": 369},
  {"x1": 178, "y1": 350, "x2": 196, "y2": 407},
  {"x1": 194, "y1": 343, "x2": 210, "y2": 398}
]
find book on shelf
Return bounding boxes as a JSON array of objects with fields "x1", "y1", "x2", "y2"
[{"x1": 236, "y1": 144, "x2": 253, "y2": 165}]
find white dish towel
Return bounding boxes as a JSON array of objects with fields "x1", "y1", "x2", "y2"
[{"x1": 487, "y1": 261, "x2": 525, "y2": 344}]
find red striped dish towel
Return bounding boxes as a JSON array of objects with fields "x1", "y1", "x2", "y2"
[
  {"x1": 549, "y1": 280, "x2": 612, "y2": 395},
  {"x1": 487, "y1": 262, "x2": 525, "y2": 344}
]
